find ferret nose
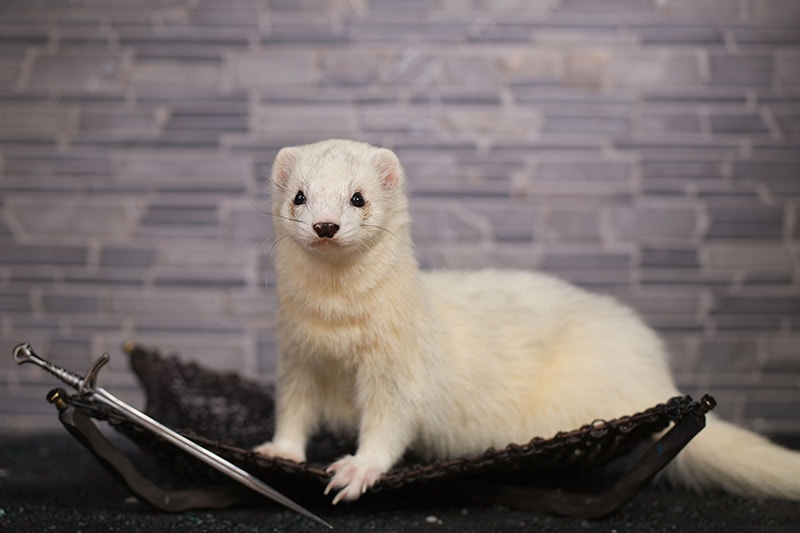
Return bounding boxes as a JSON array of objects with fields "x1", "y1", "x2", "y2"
[{"x1": 313, "y1": 222, "x2": 340, "y2": 238}]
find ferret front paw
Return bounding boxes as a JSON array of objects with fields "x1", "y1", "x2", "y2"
[
  {"x1": 252, "y1": 441, "x2": 305, "y2": 463},
  {"x1": 324, "y1": 454, "x2": 386, "y2": 504}
]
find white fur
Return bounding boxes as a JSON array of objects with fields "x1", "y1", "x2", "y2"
[{"x1": 254, "y1": 139, "x2": 800, "y2": 504}]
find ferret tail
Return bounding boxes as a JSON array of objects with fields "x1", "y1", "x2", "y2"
[{"x1": 663, "y1": 414, "x2": 800, "y2": 500}]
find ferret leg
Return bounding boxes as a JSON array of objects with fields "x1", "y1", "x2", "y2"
[
  {"x1": 324, "y1": 371, "x2": 413, "y2": 503},
  {"x1": 253, "y1": 366, "x2": 318, "y2": 463}
]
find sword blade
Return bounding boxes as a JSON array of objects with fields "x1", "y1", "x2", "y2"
[{"x1": 92, "y1": 389, "x2": 332, "y2": 529}]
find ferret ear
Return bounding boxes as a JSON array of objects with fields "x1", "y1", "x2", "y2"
[
  {"x1": 371, "y1": 148, "x2": 404, "y2": 190},
  {"x1": 271, "y1": 147, "x2": 302, "y2": 190}
]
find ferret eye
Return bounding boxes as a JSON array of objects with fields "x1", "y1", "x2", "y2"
[
  {"x1": 293, "y1": 191, "x2": 306, "y2": 205},
  {"x1": 350, "y1": 192, "x2": 365, "y2": 208}
]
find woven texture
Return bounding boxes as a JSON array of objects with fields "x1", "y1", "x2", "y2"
[{"x1": 108, "y1": 343, "x2": 705, "y2": 495}]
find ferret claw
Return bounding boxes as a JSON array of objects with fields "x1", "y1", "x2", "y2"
[{"x1": 324, "y1": 454, "x2": 385, "y2": 504}]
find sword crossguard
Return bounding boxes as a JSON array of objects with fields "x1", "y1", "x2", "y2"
[{"x1": 79, "y1": 353, "x2": 110, "y2": 396}]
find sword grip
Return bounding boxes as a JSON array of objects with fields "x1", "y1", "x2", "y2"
[{"x1": 13, "y1": 343, "x2": 84, "y2": 390}]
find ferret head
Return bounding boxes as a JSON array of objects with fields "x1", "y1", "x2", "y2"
[{"x1": 270, "y1": 139, "x2": 409, "y2": 256}]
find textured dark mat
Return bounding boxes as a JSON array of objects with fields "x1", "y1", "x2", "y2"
[{"x1": 4, "y1": 432, "x2": 800, "y2": 533}]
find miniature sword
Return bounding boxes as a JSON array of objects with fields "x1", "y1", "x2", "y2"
[{"x1": 13, "y1": 342, "x2": 332, "y2": 529}]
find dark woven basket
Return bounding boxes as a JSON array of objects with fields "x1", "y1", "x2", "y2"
[{"x1": 95, "y1": 343, "x2": 708, "y2": 504}]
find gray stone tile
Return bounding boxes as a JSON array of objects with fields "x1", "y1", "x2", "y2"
[
  {"x1": 639, "y1": 25, "x2": 724, "y2": 45},
  {"x1": 349, "y1": 19, "x2": 467, "y2": 43},
  {"x1": 130, "y1": 61, "x2": 221, "y2": 90},
  {"x1": 360, "y1": 107, "x2": 439, "y2": 134},
  {"x1": 0, "y1": 244, "x2": 88, "y2": 266},
  {"x1": 27, "y1": 52, "x2": 124, "y2": 91},
  {"x1": 6, "y1": 200, "x2": 133, "y2": 238},
  {"x1": 613, "y1": 138, "x2": 740, "y2": 159},
  {"x1": 612, "y1": 205, "x2": 699, "y2": 243},
  {"x1": 165, "y1": 113, "x2": 247, "y2": 133},
  {"x1": 542, "y1": 208, "x2": 603, "y2": 242},
  {"x1": 107, "y1": 289, "x2": 225, "y2": 316},
  {"x1": 152, "y1": 269, "x2": 248, "y2": 288},
  {"x1": 0, "y1": 290, "x2": 31, "y2": 312},
  {"x1": 745, "y1": 398, "x2": 800, "y2": 420},
  {"x1": 410, "y1": 88, "x2": 502, "y2": 105},
  {"x1": 713, "y1": 295, "x2": 800, "y2": 315},
  {"x1": 776, "y1": 50, "x2": 800, "y2": 86},
  {"x1": 64, "y1": 269, "x2": 149, "y2": 287},
  {"x1": 0, "y1": 57, "x2": 22, "y2": 88},
  {"x1": 100, "y1": 246, "x2": 157, "y2": 269},
  {"x1": 641, "y1": 247, "x2": 700, "y2": 268},
  {"x1": 320, "y1": 49, "x2": 390, "y2": 86},
  {"x1": 642, "y1": 160, "x2": 722, "y2": 179},
  {"x1": 181, "y1": 6, "x2": 261, "y2": 29},
  {"x1": 709, "y1": 54, "x2": 773, "y2": 87},
  {"x1": 763, "y1": 336, "x2": 800, "y2": 373},
  {"x1": 750, "y1": 0, "x2": 800, "y2": 21},
  {"x1": 696, "y1": 339, "x2": 761, "y2": 372},
  {"x1": 80, "y1": 110, "x2": 158, "y2": 133},
  {"x1": 643, "y1": 88, "x2": 747, "y2": 104},
  {"x1": 656, "y1": 0, "x2": 742, "y2": 18},
  {"x1": 706, "y1": 207, "x2": 785, "y2": 240},
  {"x1": 140, "y1": 203, "x2": 220, "y2": 226},
  {"x1": 639, "y1": 111, "x2": 702, "y2": 134},
  {"x1": 544, "y1": 115, "x2": 631, "y2": 135},
  {"x1": 732, "y1": 26, "x2": 800, "y2": 45},
  {"x1": 0, "y1": 24, "x2": 49, "y2": 46},
  {"x1": 536, "y1": 160, "x2": 633, "y2": 181},
  {"x1": 42, "y1": 293, "x2": 100, "y2": 314},
  {"x1": 229, "y1": 51, "x2": 317, "y2": 88},
  {"x1": 55, "y1": 27, "x2": 113, "y2": 49},
  {"x1": 540, "y1": 250, "x2": 631, "y2": 270},
  {"x1": 705, "y1": 243, "x2": 794, "y2": 275},
  {"x1": 735, "y1": 160, "x2": 800, "y2": 196},
  {"x1": 7, "y1": 266, "x2": 60, "y2": 285},
  {"x1": 772, "y1": 110, "x2": 800, "y2": 139},
  {"x1": 0, "y1": 104, "x2": 78, "y2": 137},
  {"x1": 609, "y1": 52, "x2": 701, "y2": 88},
  {"x1": 709, "y1": 113, "x2": 769, "y2": 134},
  {"x1": 558, "y1": 0, "x2": 657, "y2": 11},
  {"x1": 253, "y1": 105, "x2": 357, "y2": 137},
  {"x1": 122, "y1": 152, "x2": 252, "y2": 190},
  {"x1": 714, "y1": 315, "x2": 786, "y2": 331},
  {"x1": 472, "y1": 201, "x2": 538, "y2": 242}
]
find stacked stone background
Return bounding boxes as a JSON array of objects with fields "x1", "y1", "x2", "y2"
[{"x1": 0, "y1": 0, "x2": 799, "y2": 435}]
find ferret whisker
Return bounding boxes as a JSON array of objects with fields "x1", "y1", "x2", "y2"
[
  {"x1": 272, "y1": 212, "x2": 305, "y2": 225},
  {"x1": 247, "y1": 197, "x2": 305, "y2": 225},
  {"x1": 257, "y1": 235, "x2": 273, "y2": 259},
  {"x1": 263, "y1": 234, "x2": 293, "y2": 281},
  {"x1": 360, "y1": 223, "x2": 399, "y2": 241},
  {"x1": 248, "y1": 192, "x2": 272, "y2": 216}
]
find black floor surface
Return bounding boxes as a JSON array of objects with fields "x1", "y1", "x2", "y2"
[{"x1": 1, "y1": 432, "x2": 798, "y2": 533}]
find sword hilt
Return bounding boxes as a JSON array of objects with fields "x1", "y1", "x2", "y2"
[
  {"x1": 14, "y1": 342, "x2": 85, "y2": 390},
  {"x1": 13, "y1": 342, "x2": 109, "y2": 396}
]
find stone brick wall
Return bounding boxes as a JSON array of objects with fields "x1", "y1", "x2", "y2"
[{"x1": 1, "y1": 0, "x2": 799, "y2": 435}]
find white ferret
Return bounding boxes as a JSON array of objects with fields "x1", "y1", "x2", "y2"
[{"x1": 254, "y1": 138, "x2": 800, "y2": 504}]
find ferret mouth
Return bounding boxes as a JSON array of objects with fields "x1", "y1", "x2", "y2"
[{"x1": 307, "y1": 237, "x2": 342, "y2": 249}]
